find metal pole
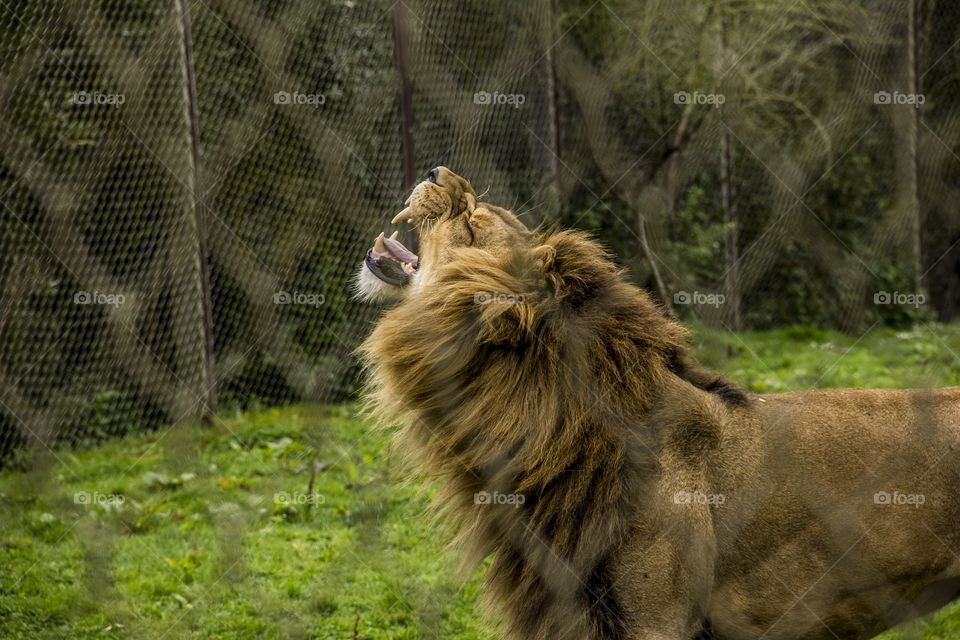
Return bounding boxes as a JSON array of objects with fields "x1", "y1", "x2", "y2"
[
  {"x1": 174, "y1": 0, "x2": 216, "y2": 423},
  {"x1": 909, "y1": 0, "x2": 924, "y2": 293},
  {"x1": 393, "y1": 1, "x2": 416, "y2": 194}
]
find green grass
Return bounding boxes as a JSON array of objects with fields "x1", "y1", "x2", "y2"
[
  {"x1": 0, "y1": 406, "x2": 493, "y2": 639},
  {"x1": 696, "y1": 323, "x2": 960, "y2": 392},
  {"x1": 2, "y1": 324, "x2": 960, "y2": 639}
]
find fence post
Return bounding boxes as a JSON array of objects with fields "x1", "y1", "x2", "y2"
[
  {"x1": 908, "y1": 0, "x2": 924, "y2": 294},
  {"x1": 393, "y1": 1, "x2": 416, "y2": 195},
  {"x1": 721, "y1": 0, "x2": 742, "y2": 331},
  {"x1": 174, "y1": 0, "x2": 217, "y2": 423},
  {"x1": 527, "y1": 0, "x2": 561, "y2": 223}
]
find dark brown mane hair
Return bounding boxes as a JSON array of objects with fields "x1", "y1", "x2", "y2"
[{"x1": 360, "y1": 229, "x2": 744, "y2": 639}]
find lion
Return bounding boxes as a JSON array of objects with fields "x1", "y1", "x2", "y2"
[{"x1": 356, "y1": 167, "x2": 960, "y2": 640}]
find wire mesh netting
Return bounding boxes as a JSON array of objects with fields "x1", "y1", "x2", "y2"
[
  {"x1": 0, "y1": 0, "x2": 561, "y2": 462},
  {"x1": 4, "y1": 2, "x2": 960, "y2": 639},
  {"x1": 0, "y1": 0, "x2": 958, "y2": 463}
]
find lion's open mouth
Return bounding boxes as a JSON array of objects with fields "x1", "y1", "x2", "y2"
[{"x1": 364, "y1": 231, "x2": 419, "y2": 287}]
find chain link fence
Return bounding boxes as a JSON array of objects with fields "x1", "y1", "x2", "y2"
[{"x1": 1, "y1": 0, "x2": 958, "y2": 462}]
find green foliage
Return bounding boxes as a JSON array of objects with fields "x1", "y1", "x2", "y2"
[
  {"x1": 669, "y1": 182, "x2": 734, "y2": 283},
  {"x1": 558, "y1": 0, "x2": 952, "y2": 333}
]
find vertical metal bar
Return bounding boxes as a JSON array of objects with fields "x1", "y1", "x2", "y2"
[
  {"x1": 393, "y1": 1, "x2": 415, "y2": 194},
  {"x1": 548, "y1": 0, "x2": 560, "y2": 191},
  {"x1": 909, "y1": 0, "x2": 924, "y2": 293},
  {"x1": 721, "y1": 0, "x2": 741, "y2": 330},
  {"x1": 532, "y1": 0, "x2": 561, "y2": 223},
  {"x1": 174, "y1": 0, "x2": 216, "y2": 423}
]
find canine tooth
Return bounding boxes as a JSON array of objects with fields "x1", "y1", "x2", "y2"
[
  {"x1": 389, "y1": 230, "x2": 399, "y2": 240},
  {"x1": 391, "y1": 206, "x2": 413, "y2": 225},
  {"x1": 373, "y1": 232, "x2": 386, "y2": 254}
]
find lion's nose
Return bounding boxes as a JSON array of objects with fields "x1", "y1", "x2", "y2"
[{"x1": 427, "y1": 167, "x2": 439, "y2": 183}]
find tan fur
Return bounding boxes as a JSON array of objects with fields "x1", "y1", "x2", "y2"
[{"x1": 359, "y1": 168, "x2": 960, "y2": 640}]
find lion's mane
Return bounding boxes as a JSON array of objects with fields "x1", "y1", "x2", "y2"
[{"x1": 360, "y1": 229, "x2": 744, "y2": 639}]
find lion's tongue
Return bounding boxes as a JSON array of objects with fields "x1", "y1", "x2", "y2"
[{"x1": 373, "y1": 233, "x2": 419, "y2": 267}]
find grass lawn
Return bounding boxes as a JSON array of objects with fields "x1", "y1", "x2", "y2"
[{"x1": 2, "y1": 324, "x2": 960, "y2": 639}]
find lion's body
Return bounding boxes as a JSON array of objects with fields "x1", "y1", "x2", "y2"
[
  {"x1": 706, "y1": 388, "x2": 960, "y2": 639},
  {"x1": 358, "y1": 168, "x2": 960, "y2": 640}
]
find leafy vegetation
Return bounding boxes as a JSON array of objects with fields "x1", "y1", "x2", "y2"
[{"x1": 2, "y1": 325, "x2": 960, "y2": 639}]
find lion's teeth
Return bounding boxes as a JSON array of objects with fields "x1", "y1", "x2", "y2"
[{"x1": 391, "y1": 206, "x2": 413, "y2": 225}]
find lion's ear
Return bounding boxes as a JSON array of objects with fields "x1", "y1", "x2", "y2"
[
  {"x1": 530, "y1": 244, "x2": 556, "y2": 270},
  {"x1": 456, "y1": 174, "x2": 477, "y2": 198}
]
